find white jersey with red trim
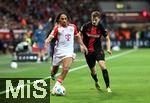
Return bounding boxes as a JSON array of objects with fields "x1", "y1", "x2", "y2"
[{"x1": 50, "y1": 24, "x2": 78, "y2": 65}]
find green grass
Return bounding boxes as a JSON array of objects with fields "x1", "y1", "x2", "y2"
[{"x1": 0, "y1": 49, "x2": 150, "y2": 103}]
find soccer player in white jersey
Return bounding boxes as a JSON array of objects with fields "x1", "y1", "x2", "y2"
[{"x1": 45, "y1": 12, "x2": 88, "y2": 94}]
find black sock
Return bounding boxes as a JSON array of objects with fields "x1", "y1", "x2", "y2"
[
  {"x1": 102, "y1": 69, "x2": 110, "y2": 88},
  {"x1": 41, "y1": 57, "x2": 43, "y2": 61},
  {"x1": 91, "y1": 73, "x2": 98, "y2": 83},
  {"x1": 51, "y1": 74, "x2": 55, "y2": 80}
]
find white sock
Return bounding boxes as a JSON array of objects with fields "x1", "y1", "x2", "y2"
[
  {"x1": 37, "y1": 57, "x2": 41, "y2": 61},
  {"x1": 43, "y1": 56, "x2": 46, "y2": 61},
  {"x1": 52, "y1": 81, "x2": 61, "y2": 91}
]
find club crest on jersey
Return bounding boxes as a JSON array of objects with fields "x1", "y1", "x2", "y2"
[{"x1": 65, "y1": 34, "x2": 71, "y2": 41}]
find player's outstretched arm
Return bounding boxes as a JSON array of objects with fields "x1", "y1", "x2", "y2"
[
  {"x1": 76, "y1": 32, "x2": 88, "y2": 55},
  {"x1": 43, "y1": 17, "x2": 52, "y2": 32},
  {"x1": 45, "y1": 25, "x2": 58, "y2": 46},
  {"x1": 106, "y1": 35, "x2": 112, "y2": 55},
  {"x1": 45, "y1": 34, "x2": 54, "y2": 46}
]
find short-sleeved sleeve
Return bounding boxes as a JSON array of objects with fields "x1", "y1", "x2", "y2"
[
  {"x1": 74, "y1": 25, "x2": 78, "y2": 36},
  {"x1": 99, "y1": 24, "x2": 107, "y2": 38},
  {"x1": 50, "y1": 26, "x2": 58, "y2": 38}
]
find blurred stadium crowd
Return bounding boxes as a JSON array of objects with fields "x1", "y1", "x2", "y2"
[
  {"x1": 0, "y1": 0, "x2": 99, "y2": 29},
  {"x1": 0, "y1": 0, "x2": 150, "y2": 54}
]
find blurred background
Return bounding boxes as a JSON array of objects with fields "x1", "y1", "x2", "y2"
[
  {"x1": 0, "y1": 1, "x2": 150, "y2": 102},
  {"x1": 0, "y1": 0, "x2": 149, "y2": 56}
]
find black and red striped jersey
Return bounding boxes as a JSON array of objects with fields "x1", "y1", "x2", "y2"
[{"x1": 80, "y1": 22, "x2": 107, "y2": 52}]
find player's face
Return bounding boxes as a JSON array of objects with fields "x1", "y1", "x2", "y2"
[
  {"x1": 91, "y1": 17, "x2": 100, "y2": 26},
  {"x1": 59, "y1": 14, "x2": 68, "y2": 26}
]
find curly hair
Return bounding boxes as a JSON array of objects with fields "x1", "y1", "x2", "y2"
[{"x1": 55, "y1": 12, "x2": 70, "y2": 23}]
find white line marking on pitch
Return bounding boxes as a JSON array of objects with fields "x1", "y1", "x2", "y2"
[
  {"x1": 0, "y1": 49, "x2": 136, "y2": 95},
  {"x1": 52, "y1": 49, "x2": 136, "y2": 78}
]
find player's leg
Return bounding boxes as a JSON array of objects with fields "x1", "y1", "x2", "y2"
[
  {"x1": 39, "y1": 43, "x2": 46, "y2": 61},
  {"x1": 41, "y1": 48, "x2": 46, "y2": 61},
  {"x1": 37, "y1": 49, "x2": 42, "y2": 63},
  {"x1": 50, "y1": 66, "x2": 59, "y2": 80},
  {"x1": 51, "y1": 57, "x2": 73, "y2": 94},
  {"x1": 85, "y1": 53, "x2": 100, "y2": 90},
  {"x1": 37, "y1": 42, "x2": 42, "y2": 63},
  {"x1": 50, "y1": 41, "x2": 55, "y2": 60},
  {"x1": 98, "y1": 61, "x2": 112, "y2": 92},
  {"x1": 96, "y1": 50, "x2": 112, "y2": 92},
  {"x1": 50, "y1": 53, "x2": 60, "y2": 94},
  {"x1": 56, "y1": 57, "x2": 73, "y2": 84},
  {"x1": 90, "y1": 66, "x2": 100, "y2": 90}
]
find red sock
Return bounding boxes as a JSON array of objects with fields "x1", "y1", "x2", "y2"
[{"x1": 57, "y1": 78, "x2": 63, "y2": 84}]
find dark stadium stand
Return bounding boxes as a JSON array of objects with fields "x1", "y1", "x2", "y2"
[{"x1": 0, "y1": 0, "x2": 150, "y2": 54}]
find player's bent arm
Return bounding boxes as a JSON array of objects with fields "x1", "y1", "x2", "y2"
[
  {"x1": 75, "y1": 32, "x2": 84, "y2": 47},
  {"x1": 75, "y1": 32, "x2": 88, "y2": 54},
  {"x1": 45, "y1": 34, "x2": 54, "y2": 45},
  {"x1": 77, "y1": 32, "x2": 84, "y2": 51},
  {"x1": 106, "y1": 35, "x2": 112, "y2": 55}
]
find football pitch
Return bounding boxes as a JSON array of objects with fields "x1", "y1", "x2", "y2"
[{"x1": 0, "y1": 48, "x2": 150, "y2": 103}]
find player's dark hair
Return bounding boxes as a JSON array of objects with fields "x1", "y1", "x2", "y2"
[
  {"x1": 55, "y1": 12, "x2": 70, "y2": 23},
  {"x1": 91, "y1": 11, "x2": 101, "y2": 18}
]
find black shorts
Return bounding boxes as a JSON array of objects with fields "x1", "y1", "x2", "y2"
[{"x1": 85, "y1": 50, "x2": 105, "y2": 69}]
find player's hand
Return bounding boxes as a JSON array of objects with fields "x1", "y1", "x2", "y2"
[
  {"x1": 107, "y1": 50, "x2": 112, "y2": 55},
  {"x1": 80, "y1": 45, "x2": 88, "y2": 55},
  {"x1": 48, "y1": 17, "x2": 52, "y2": 22},
  {"x1": 45, "y1": 38, "x2": 50, "y2": 46},
  {"x1": 84, "y1": 47, "x2": 88, "y2": 55}
]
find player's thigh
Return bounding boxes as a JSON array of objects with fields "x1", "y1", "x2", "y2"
[
  {"x1": 85, "y1": 53, "x2": 96, "y2": 69},
  {"x1": 52, "y1": 55, "x2": 61, "y2": 66},
  {"x1": 62, "y1": 57, "x2": 73, "y2": 68},
  {"x1": 90, "y1": 66, "x2": 97, "y2": 74},
  {"x1": 96, "y1": 50, "x2": 106, "y2": 69},
  {"x1": 95, "y1": 50, "x2": 105, "y2": 61}
]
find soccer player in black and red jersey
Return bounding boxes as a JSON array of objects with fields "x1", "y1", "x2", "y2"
[{"x1": 78, "y1": 11, "x2": 112, "y2": 93}]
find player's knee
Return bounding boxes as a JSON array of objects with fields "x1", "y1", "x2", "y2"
[
  {"x1": 90, "y1": 67, "x2": 96, "y2": 74},
  {"x1": 89, "y1": 64, "x2": 95, "y2": 70},
  {"x1": 99, "y1": 61, "x2": 106, "y2": 69},
  {"x1": 51, "y1": 66, "x2": 59, "y2": 72},
  {"x1": 63, "y1": 67, "x2": 69, "y2": 73}
]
